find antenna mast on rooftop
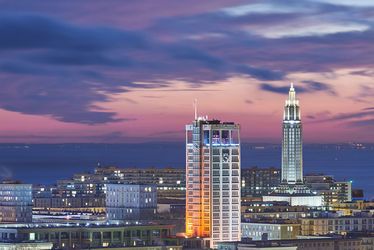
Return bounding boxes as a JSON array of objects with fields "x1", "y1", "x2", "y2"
[{"x1": 193, "y1": 99, "x2": 198, "y2": 120}]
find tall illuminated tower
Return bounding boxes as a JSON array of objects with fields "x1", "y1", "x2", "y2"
[
  {"x1": 185, "y1": 115, "x2": 241, "y2": 248},
  {"x1": 263, "y1": 83, "x2": 323, "y2": 206},
  {"x1": 282, "y1": 83, "x2": 303, "y2": 184}
]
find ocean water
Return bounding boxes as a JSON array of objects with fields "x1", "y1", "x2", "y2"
[{"x1": 0, "y1": 143, "x2": 372, "y2": 198}]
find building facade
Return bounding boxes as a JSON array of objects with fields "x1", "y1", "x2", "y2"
[
  {"x1": 0, "y1": 182, "x2": 32, "y2": 223},
  {"x1": 217, "y1": 237, "x2": 367, "y2": 250},
  {"x1": 111, "y1": 167, "x2": 186, "y2": 200},
  {"x1": 0, "y1": 223, "x2": 179, "y2": 249},
  {"x1": 241, "y1": 167, "x2": 280, "y2": 198},
  {"x1": 33, "y1": 196, "x2": 106, "y2": 213},
  {"x1": 185, "y1": 117, "x2": 241, "y2": 248},
  {"x1": 332, "y1": 201, "x2": 374, "y2": 216},
  {"x1": 0, "y1": 242, "x2": 53, "y2": 250},
  {"x1": 241, "y1": 201, "x2": 320, "y2": 220},
  {"x1": 106, "y1": 184, "x2": 157, "y2": 221},
  {"x1": 33, "y1": 167, "x2": 185, "y2": 214},
  {"x1": 241, "y1": 221, "x2": 301, "y2": 241},
  {"x1": 300, "y1": 216, "x2": 374, "y2": 235},
  {"x1": 304, "y1": 174, "x2": 352, "y2": 205}
]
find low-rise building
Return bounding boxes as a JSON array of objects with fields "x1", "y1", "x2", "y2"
[
  {"x1": 332, "y1": 201, "x2": 374, "y2": 216},
  {"x1": 218, "y1": 233, "x2": 374, "y2": 250},
  {"x1": 106, "y1": 184, "x2": 157, "y2": 221},
  {"x1": 33, "y1": 166, "x2": 186, "y2": 214},
  {"x1": 304, "y1": 174, "x2": 352, "y2": 206},
  {"x1": 0, "y1": 222, "x2": 179, "y2": 249},
  {"x1": 241, "y1": 201, "x2": 321, "y2": 220},
  {"x1": 300, "y1": 215, "x2": 374, "y2": 235},
  {"x1": 217, "y1": 236, "x2": 372, "y2": 250},
  {"x1": 33, "y1": 196, "x2": 106, "y2": 213},
  {"x1": 241, "y1": 167, "x2": 281, "y2": 198},
  {"x1": 113, "y1": 167, "x2": 185, "y2": 200},
  {"x1": 241, "y1": 221, "x2": 301, "y2": 241},
  {"x1": 0, "y1": 242, "x2": 53, "y2": 250}
]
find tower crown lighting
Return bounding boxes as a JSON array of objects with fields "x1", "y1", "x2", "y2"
[
  {"x1": 284, "y1": 83, "x2": 301, "y2": 121},
  {"x1": 282, "y1": 83, "x2": 303, "y2": 184}
]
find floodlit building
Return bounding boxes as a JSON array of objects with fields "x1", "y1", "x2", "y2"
[
  {"x1": 185, "y1": 114, "x2": 241, "y2": 248},
  {"x1": 0, "y1": 181, "x2": 32, "y2": 223},
  {"x1": 263, "y1": 84, "x2": 323, "y2": 207},
  {"x1": 106, "y1": 184, "x2": 157, "y2": 221}
]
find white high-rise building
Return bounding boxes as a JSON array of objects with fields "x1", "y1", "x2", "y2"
[
  {"x1": 282, "y1": 83, "x2": 303, "y2": 184},
  {"x1": 185, "y1": 116, "x2": 241, "y2": 249},
  {"x1": 263, "y1": 83, "x2": 323, "y2": 207}
]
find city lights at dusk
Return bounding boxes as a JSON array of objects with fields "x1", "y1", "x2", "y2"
[{"x1": 0, "y1": 1, "x2": 373, "y2": 250}]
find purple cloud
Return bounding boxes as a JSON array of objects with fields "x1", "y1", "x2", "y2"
[
  {"x1": 347, "y1": 119, "x2": 374, "y2": 127},
  {"x1": 0, "y1": 0, "x2": 372, "y2": 124},
  {"x1": 259, "y1": 81, "x2": 336, "y2": 95}
]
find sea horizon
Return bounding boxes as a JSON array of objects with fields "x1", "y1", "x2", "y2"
[{"x1": 0, "y1": 142, "x2": 372, "y2": 199}]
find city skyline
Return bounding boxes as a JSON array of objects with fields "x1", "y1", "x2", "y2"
[
  {"x1": 0, "y1": 1, "x2": 374, "y2": 143},
  {"x1": 0, "y1": 2, "x2": 374, "y2": 250}
]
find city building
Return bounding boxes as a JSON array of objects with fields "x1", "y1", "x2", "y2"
[
  {"x1": 33, "y1": 196, "x2": 106, "y2": 213},
  {"x1": 300, "y1": 215, "x2": 374, "y2": 235},
  {"x1": 106, "y1": 184, "x2": 157, "y2": 222},
  {"x1": 93, "y1": 166, "x2": 186, "y2": 200},
  {"x1": 33, "y1": 167, "x2": 185, "y2": 214},
  {"x1": 332, "y1": 200, "x2": 374, "y2": 216},
  {"x1": 263, "y1": 84, "x2": 323, "y2": 207},
  {"x1": 241, "y1": 201, "x2": 321, "y2": 220},
  {"x1": 241, "y1": 221, "x2": 301, "y2": 240},
  {"x1": 0, "y1": 181, "x2": 32, "y2": 223},
  {"x1": 241, "y1": 167, "x2": 280, "y2": 198},
  {"x1": 304, "y1": 174, "x2": 352, "y2": 205},
  {"x1": 0, "y1": 242, "x2": 53, "y2": 250},
  {"x1": 185, "y1": 116, "x2": 241, "y2": 248},
  {"x1": 216, "y1": 236, "x2": 369, "y2": 250},
  {"x1": 0, "y1": 222, "x2": 180, "y2": 249},
  {"x1": 112, "y1": 167, "x2": 186, "y2": 200}
]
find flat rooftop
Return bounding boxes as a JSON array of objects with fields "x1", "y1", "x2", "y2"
[{"x1": 0, "y1": 221, "x2": 174, "y2": 230}]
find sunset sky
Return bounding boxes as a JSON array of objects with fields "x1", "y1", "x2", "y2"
[{"x1": 0, "y1": 0, "x2": 373, "y2": 143}]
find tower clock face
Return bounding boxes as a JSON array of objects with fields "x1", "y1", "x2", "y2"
[{"x1": 223, "y1": 153, "x2": 229, "y2": 162}]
